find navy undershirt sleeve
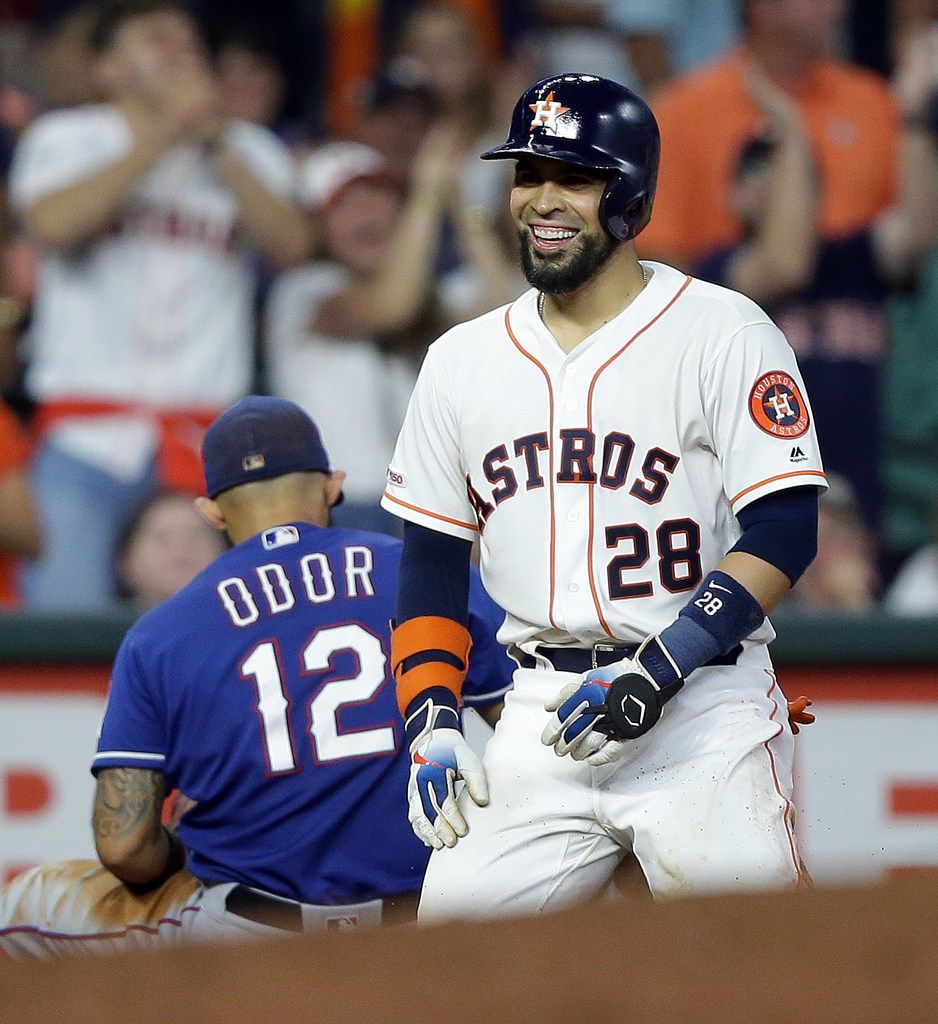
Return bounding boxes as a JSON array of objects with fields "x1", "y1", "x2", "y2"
[
  {"x1": 397, "y1": 520, "x2": 472, "y2": 627},
  {"x1": 731, "y1": 486, "x2": 820, "y2": 585}
]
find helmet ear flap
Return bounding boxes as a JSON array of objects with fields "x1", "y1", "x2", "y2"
[{"x1": 599, "y1": 176, "x2": 652, "y2": 241}]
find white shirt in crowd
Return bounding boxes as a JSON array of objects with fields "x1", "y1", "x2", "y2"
[{"x1": 9, "y1": 105, "x2": 295, "y2": 477}]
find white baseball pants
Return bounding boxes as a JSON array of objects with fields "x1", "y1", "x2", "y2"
[{"x1": 420, "y1": 653, "x2": 801, "y2": 922}]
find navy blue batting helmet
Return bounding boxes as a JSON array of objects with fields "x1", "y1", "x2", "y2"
[{"x1": 481, "y1": 73, "x2": 660, "y2": 241}]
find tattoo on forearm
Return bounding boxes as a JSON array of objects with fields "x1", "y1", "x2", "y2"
[{"x1": 93, "y1": 768, "x2": 165, "y2": 841}]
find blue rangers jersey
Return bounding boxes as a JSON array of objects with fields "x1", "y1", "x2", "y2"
[{"x1": 93, "y1": 522, "x2": 511, "y2": 904}]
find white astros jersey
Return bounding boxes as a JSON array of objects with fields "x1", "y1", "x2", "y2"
[{"x1": 382, "y1": 261, "x2": 827, "y2": 650}]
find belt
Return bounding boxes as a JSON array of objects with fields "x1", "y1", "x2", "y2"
[
  {"x1": 225, "y1": 885, "x2": 304, "y2": 932},
  {"x1": 223, "y1": 884, "x2": 419, "y2": 932},
  {"x1": 515, "y1": 643, "x2": 742, "y2": 673}
]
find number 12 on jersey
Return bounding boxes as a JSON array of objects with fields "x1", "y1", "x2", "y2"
[{"x1": 239, "y1": 623, "x2": 397, "y2": 773}]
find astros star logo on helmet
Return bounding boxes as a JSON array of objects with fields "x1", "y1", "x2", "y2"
[{"x1": 529, "y1": 91, "x2": 571, "y2": 134}]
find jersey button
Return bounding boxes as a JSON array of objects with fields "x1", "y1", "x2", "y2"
[
  {"x1": 568, "y1": 583, "x2": 580, "y2": 593},
  {"x1": 564, "y1": 399, "x2": 577, "y2": 411},
  {"x1": 565, "y1": 364, "x2": 579, "y2": 374},
  {"x1": 566, "y1": 510, "x2": 579, "y2": 522}
]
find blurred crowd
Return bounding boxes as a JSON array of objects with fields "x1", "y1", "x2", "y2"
[{"x1": 0, "y1": 0, "x2": 938, "y2": 617}]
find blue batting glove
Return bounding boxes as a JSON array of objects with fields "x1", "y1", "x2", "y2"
[
  {"x1": 540, "y1": 663, "x2": 623, "y2": 761},
  {"x1": 404, "y1": 694, "x2": 489, "y2": 850}
]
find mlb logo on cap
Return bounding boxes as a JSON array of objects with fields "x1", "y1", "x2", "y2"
[{"x1": 242, "y1": 454, "x2": 266, "y2": 472}]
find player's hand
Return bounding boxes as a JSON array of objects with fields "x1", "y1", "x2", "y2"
[
  {"x1": 595, "y1": 658, "x2": 684, "y2": 744},
  {"x1": 541, "y1": 664, "x2": 625, "y2": 764},
  {"x1": 407, "y1": 727, "x2": 488, "y2": 850},
  {"x1": 543, "y1": 636, "x2": 685, "y2": 763}
]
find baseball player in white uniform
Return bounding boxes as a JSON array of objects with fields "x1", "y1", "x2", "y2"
[{"x1": 381, "y1": 74, "x2": 825, "y2": 919}]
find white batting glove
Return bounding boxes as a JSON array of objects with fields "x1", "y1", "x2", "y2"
[{"x1": 405, "y1": 697, "x2": 489, "y2": 850}]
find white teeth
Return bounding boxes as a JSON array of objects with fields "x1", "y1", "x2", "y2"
[{"x1": 532, "y1": 226, "x2": 577, "y2": 241}]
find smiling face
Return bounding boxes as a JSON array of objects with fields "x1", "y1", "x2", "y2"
[{"x1": 510, "y1": 155, "x2": 620, "y2": 294}]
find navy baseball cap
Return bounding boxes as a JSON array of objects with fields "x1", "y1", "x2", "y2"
[{"x1": 202, "y1": 396, "x2": 334, "y2": 498}]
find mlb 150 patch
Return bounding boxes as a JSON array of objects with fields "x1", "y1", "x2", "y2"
[{"x1": 748, "y1": 371, "x2": 809, "y2": 438}]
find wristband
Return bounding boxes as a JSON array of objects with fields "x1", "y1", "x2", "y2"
[
  {"x1": 641, "y1": 571, "x2": 764, "y2": 685},
  {"x1": 404, "y1": 687, "x2": 460, "y2": 748},
  {"x1": 680, "y1": 570, "x2": 765, "y2": 649}
]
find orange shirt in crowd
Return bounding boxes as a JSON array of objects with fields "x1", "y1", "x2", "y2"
[
  {"x1": 0, "y1": 403, "x2": 32, "y2": 607},
  {"x1": 638, "y1": 48, "x2": 900, "y2": 267}
]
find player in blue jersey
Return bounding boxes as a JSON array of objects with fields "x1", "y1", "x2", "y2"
[{"x1": 0, "y1": 397, "x2": 511, "y2": 959}]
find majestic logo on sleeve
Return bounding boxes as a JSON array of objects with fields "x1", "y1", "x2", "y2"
[
  {"x1": 749, "y1": 371, "x2": 810, "y2": 438},
  {"x1": 529, "y1": 92, "x2": 579, "y2": 138}
]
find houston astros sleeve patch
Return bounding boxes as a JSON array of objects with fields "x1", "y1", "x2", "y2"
[{"x1": 748, "y1": 371, "x2": 810, "y2": 438}]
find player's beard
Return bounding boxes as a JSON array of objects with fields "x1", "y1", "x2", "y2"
[{"x1": 518, "y1": 227, "x2": 621, "y2": 294}]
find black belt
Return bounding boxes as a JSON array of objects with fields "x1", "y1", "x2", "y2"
[
  {"x1": 223, "y1": 884, "x2": 419, "y2": 932},
  {"x1": 516, "y1": 643, "x2": 741, "y2": 673},
  {"x1": 225, "y1": 885, "x2": 304, "y2": 932}
]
